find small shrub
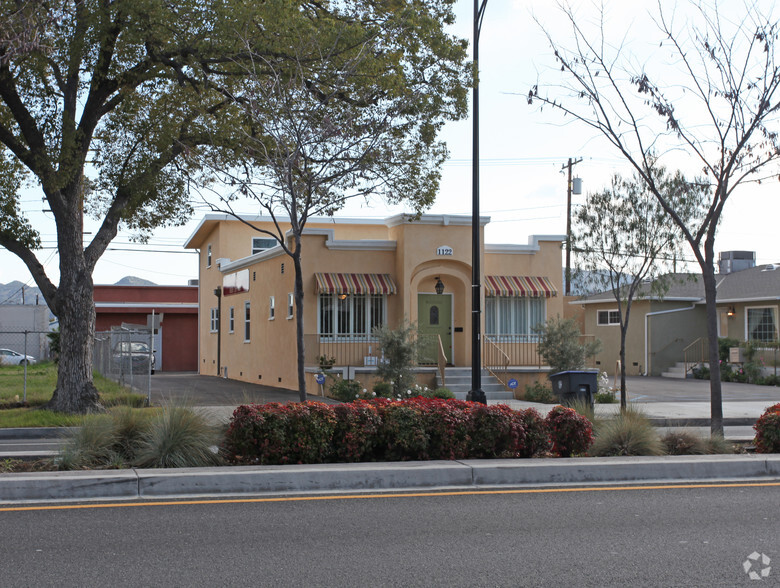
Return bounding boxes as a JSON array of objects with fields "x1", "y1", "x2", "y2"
[
  {"x1": 589, "y1": 407, "x2": 663, "y2": 456},
  {"x1": 372, "y1": 381, "x2": 393, "y2": 398},
  {"x1": 377, "y1": 402, "x2": 429, "y2": 461},
  {"x1": 58, "y1": 414, "x2": 125, "y2": 470},
  {"x1": 519, "y1": 408, "x2": 552, "y2": 457},
  {"x1": 332, "y1": 402, "x2": 382, "y2": 462},
  {"x1": 431, "y1": 387, "x2": 454, "y2": 399},
  {"x1": 467, "y1": 404, "x2": 528, "y2": 458},
  {"x1": 412, "y1": 398, "x2": 471, "y2": 460},
  {"x1": 545, "y1": 406, "x2": 594, "y2": 457},
  {"x1": 329, "y1": 378, "x2": 364, "y2": 402},
  {"x1": 754, "y1": 403, "x2": 780, "y2": 454},
  {"x1": 692, "y1": 365, "x2": 710, "y2": 380},
  {"x1": 523, "y1": 381, "x2": 557, "y2": 404},
  {"x1": 764, "y1": 374, "x2": 780, "y2": 387},
  {"x1": 718, "y1": 337, "x2": 740, "y2": 362},
  {"x1": 373, "y1": 321, "x2": 418, "y2": 396},
  {"x1": 594, "y1": 391, "x2": 618, "y2": 404}
]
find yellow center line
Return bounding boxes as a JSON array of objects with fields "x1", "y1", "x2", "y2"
[{"x1": 1, "y1": 481, "x2": 779, "y2": 512}]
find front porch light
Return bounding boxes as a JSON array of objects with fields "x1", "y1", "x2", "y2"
[
  {"x1": 434, "y1": 277, "x2": 445, "y2": 295},
  {"x1": 727, "y1": 305, "x2": 736, "y2": 317}
]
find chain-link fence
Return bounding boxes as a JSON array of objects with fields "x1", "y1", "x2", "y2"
[
  {"x1": 93, "y1": 329, "x2": 154, "y2": 403},
  {"x1": 0, "y1": 329, "x2": 52, "y2": 402}
]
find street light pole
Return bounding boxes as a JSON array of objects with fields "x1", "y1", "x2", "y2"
[
  {"x1": 468, "y1": 0, "x2": 489, "y2": 405},
  {"x1": 562, "y1": 157, "x2": 583, "y2": 296}
]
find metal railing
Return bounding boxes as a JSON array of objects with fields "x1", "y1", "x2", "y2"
[
  {"x1": 436, "y1": 335, "x2": 447, "y2": 387},
  {"x1": 305, "y1": 333, "x2": 441, "y2": 370},
  {"x1": 483, "y1": 336, "x2": 511, "y2": 388},
  {"x1": 483, "y1": 335, "x2": 543, "y2": 368},
  {"x1": 683, "y1": 337, "x2": 707, "y2": 376}
]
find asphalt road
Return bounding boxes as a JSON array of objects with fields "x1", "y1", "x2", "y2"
[{"x1": 1, "y1": 482, "x2": 777, "y2": 587}]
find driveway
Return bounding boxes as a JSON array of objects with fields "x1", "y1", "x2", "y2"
[
  {"x1": 622, "y1": 376, "x2": 780, "y2": 403},
  {"x1": 149, "y1": 372, "x2": 338, "y2": 406}
]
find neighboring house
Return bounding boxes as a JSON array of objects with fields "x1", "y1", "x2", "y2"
[
  {"x1": 93, "y1": 285, "x2": 199, "y2": 372},
  {"x1": 574, "y1": 255, "x2": 780, "y2": 377},
  {"x1": 184, "y1": 214, "x2": 565, "y2": 392}
]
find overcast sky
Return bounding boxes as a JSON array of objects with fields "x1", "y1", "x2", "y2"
[{"x1": 1, "y1": 0, "x2": 778, "y2": 290}]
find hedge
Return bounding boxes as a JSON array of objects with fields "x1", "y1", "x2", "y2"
[{"x1": 223, "y1": 398, "x2": 594, "y2": 465}]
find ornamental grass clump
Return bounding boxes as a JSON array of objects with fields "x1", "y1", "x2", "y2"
[
  {"x1": 589, "y1": 406, "x2": 664, "y2": 457},
  {"x1": 662, "y1": 430, "x2": 734, "y2": 455},
  {"x1": 133, "y1": 405, "x2": 223, "y2": 469},
  {"x1": 753, "y1": 403, "x2": 780, "y2": 454},
  {"x1": 545, "y1": 405, "x2": 594, "y2": 457}
]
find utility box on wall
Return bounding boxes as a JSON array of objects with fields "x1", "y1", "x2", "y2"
[{"x1": 729, "y1": 347, "x2": 745, "y2": 364}]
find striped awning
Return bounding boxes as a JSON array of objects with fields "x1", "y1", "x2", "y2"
[
  {"x1": 315, "y1": 273, "x2": 397, "y2": 295},
  {"x1": 484, "y1": 275, "x2": 557, "y2": 298}
]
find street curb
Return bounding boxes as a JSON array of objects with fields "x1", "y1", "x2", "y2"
[
  {"x1": 2, "y1": 455, "x2": 779, "y2": 504},
  {"x1": 0, "y1": 427, "x2": 75, "y2": 440}
]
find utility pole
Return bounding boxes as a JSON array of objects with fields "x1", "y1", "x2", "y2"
[{"x1": 562, "y1": 157, "x2": 583, "y2": 296}]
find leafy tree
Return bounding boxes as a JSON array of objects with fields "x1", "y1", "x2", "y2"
[
  {"x1": 528, "y1": 2, "x2": 780, "y2": 435},
  {"x1": 0, "y1": 1, "x2": 466, "y2": 412},
  {"x1": 534, "y1": 316, "x2": 601, "y2": 376},
  {"x1": 572, "y1": 167, "x2": 704, "y2": 409},
  {"x1": 201, "y1": 5, "x2": 469, "y2": 400},
  {"x1": 374, "y1": 321, "x2": 419, "y2": 397}
]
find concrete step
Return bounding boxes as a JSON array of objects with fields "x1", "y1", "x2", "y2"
[{"x1": 435, "y1": 368, "x2": 512, "y2": 401}]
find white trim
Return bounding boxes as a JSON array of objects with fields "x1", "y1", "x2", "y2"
[
  {"x1": 384, "y1": 213, "x2": 490, "y2": 228},
  {"x1": 95, "y1": 302, "x2": 199, "y2": 309},
  {"x1": 596, "y1": 309, "x2": 621, "y2": 326},
  {"x1": 485, "y1": 234, "x2": 567, "y2": 254}
]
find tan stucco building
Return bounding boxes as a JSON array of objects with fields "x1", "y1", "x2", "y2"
[{"x1": 184, "y1": 214, "x2": 565, "y2": 392}]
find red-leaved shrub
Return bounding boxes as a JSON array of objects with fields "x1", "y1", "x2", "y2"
[
  {"x1": 545, "y1": 406, "x2": 593, "y2": 457},
  {"x1": 223, "y1": 399, "x2": 591, "y2": 464},
  {"x1": 754, "y1": 403, "x2": 780, "y2": 454},
  {"x1": 332, "y1": 402, "x2": 382, "y2": 462}
]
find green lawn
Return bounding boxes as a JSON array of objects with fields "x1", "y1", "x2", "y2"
[{"x1": 0, "y1": 362, "x2": 147, "y2": 428}]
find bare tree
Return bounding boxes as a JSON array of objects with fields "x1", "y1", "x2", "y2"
[
  {"x1": 529, "y1": 1, "x2": 780, "y2": 435},
  {"x1": 202, "y1": 13, "x2": 468, "y2": 401},
  {"x1": 572, "y1": 166, "x2": 703, "y2": 409}
]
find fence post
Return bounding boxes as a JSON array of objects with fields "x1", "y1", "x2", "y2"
[{"x1": 23, "y1": 330, "x2": 29, "y2": 403}]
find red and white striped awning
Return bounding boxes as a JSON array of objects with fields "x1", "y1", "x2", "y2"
[
  {"x1": 315, "y1": 273, "x2": 397, "y2": 295},
  {"x1": 484, "y1": 275, "x2": 557, "y2": 298}
]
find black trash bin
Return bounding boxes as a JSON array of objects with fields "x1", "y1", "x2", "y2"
[{"x1": 548, "y1": 370, "x2": 598, "y2": 407}]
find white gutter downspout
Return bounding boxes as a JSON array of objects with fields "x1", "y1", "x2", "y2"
[{"x1": 643, "y1": 303, "x2": 697, "y2": 376}]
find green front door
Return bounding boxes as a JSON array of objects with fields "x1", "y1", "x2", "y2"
[{"x1": 418, "y1": 293, "x2": 452, "y2": 364}]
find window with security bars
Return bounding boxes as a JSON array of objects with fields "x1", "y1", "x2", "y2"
[
  {"x1": 747, "y1": 307, "x2": 778, "y2": 342},
  {"x1": 485, "y1": 297, "x2": 545, "y2": 340},
  {"x1": 318, "y1": 294, "x2": 386, "y2": 337}
]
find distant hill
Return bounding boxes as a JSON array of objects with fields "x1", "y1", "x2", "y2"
[
  {"x1": 113, "y1": 276, "x2": 157, "y2": 286},
  {"x1": 0, "y1": 281, "x2": 44, "y2": 305}
]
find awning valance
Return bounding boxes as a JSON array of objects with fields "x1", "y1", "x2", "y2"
[
  {"x1": 315, "y1": 273, "x2": 397, "y2": 295},
  {"x1": 484, "y1": 275, "x2": 557, "y2": 298}
]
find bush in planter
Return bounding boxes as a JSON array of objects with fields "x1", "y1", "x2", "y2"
[
  {"x1": 523, "y1": 381, "x2": 557, "y2": 404},
  {"x1": 330, "y1": 378, "x2": 365, "y2": 402},
  {"x1": 375, "y1": 400, "x2": 429, "y2": 461},
  {"x1": 545, "y1": 405, "x2": 594, "y2": 457},
  {"x1": 223, "y1": 402, "x2": 336, "y2": 465},
  {"x1": 372, "y1": 381, "x2": 393, "y2": 398},
  {"x1": 332, "y1": 402, "x2": 382, "y2": 462},
  {"x1": 467, "y1": 404, "x2": 529, "y2": 458},
  {"x1": 408, "y1": 397, "x2": 472, "y2": 460},
  {"x1": 754, "y1": 403, "x2": 780, "y2": 454},
  {"x1": 518, "y1": 407, "x2": 552, "y2": 457}
]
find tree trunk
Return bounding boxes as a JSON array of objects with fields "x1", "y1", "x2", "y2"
[
  {"x1": 292, "y1": 249, "x2": 307, "y2": 403},
  {"x1": 619, "y1": 324, "x2": 628, "y2": 412},
  {"x1": 701, "y1": 261, "x2": 723, "y2": 436},
  {"x1": 44, "y1": 255, "x2": 102, "y2": 414}
]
